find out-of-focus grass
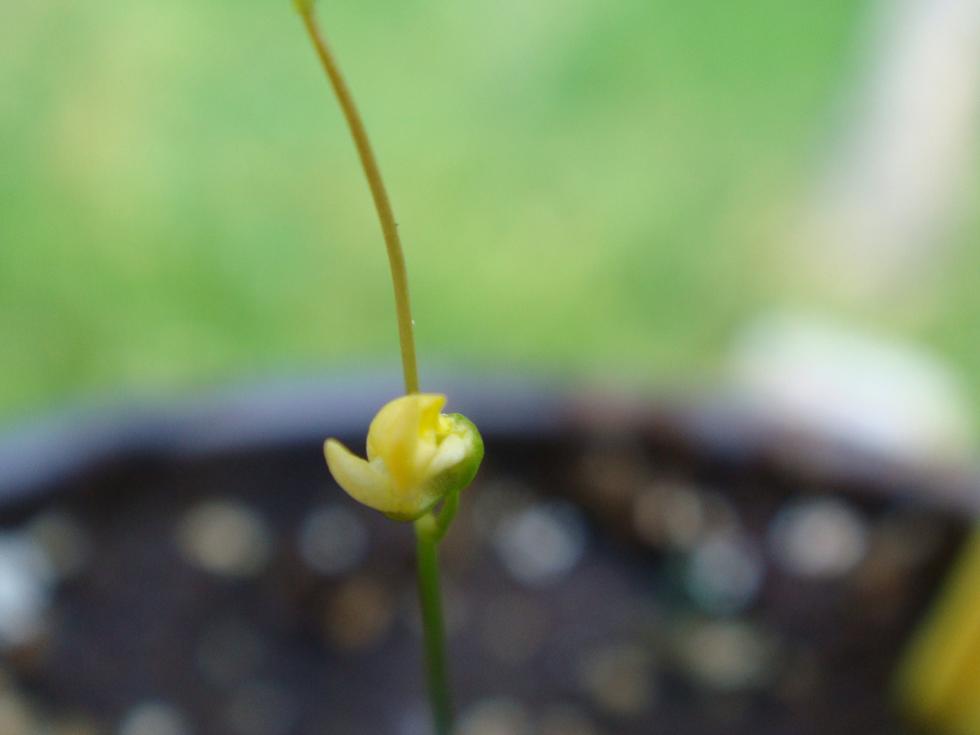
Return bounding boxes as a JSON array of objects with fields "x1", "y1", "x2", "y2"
[{"x1": 1, "y1": 0, "x2": 977, "y2": 423}]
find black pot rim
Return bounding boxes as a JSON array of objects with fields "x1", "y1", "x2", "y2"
[{"x1": 1, "y1": 372, "x2": 978, "y2": 518}]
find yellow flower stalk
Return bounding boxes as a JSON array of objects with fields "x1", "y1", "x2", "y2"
[{"x1": 325, "y1": 394, "x2": 483, "y2": 522}]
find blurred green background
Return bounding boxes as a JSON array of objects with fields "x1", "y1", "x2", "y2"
[{"x1": 2, "y1": 0, "x2": 979, "y2": 425}]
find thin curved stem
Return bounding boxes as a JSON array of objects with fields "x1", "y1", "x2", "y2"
[
  {"x1": 297, "y1": 5, "x2": 419, "y2": 394},
  {"x1": 433, "y1": 491, "x2": 460, "y2": 541}
]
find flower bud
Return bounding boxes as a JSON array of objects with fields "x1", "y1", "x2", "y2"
[{"x1": 324, "y1": 394, "x2": 483, "y2": 521}]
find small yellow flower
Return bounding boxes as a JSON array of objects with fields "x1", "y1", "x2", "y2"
[{"x1": 324, "y1": 393, "x2": 484, "y2": 521}]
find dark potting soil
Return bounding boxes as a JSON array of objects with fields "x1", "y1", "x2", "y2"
[{"x1": 0, "y1": 429, "x2": 964, "y2": 735}]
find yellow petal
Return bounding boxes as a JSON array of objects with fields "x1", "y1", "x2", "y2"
[
  {"x1": 416, "y1": 394, "x2": 446, "y2": 437},
  {"x1": 324, "y1": 438, "x2": 393, "y2": 514},
  {"x1": 366, "y1": 394, "x2": 446, "y2": 490},
  {"x1": 427, "y1": 433, "x2": 466, "y2": 476}
]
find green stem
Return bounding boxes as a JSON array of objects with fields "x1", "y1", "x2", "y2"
[
  {"x1": 297, "y1": 6, "x2": 453, "y2": 732},
  {"x1": 296, "y1": 3, "x2": 420, "y2": 395},
  {"x1": 433, "y1": 491, "x2": 460, "y2": 541},
  {"x1": 415, "y1": 521, "x2": 453, "y2": 735}
]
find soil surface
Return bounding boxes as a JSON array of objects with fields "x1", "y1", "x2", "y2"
[{"x1": 0, "y1": 428, "x2": 964, "y2": 735}]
